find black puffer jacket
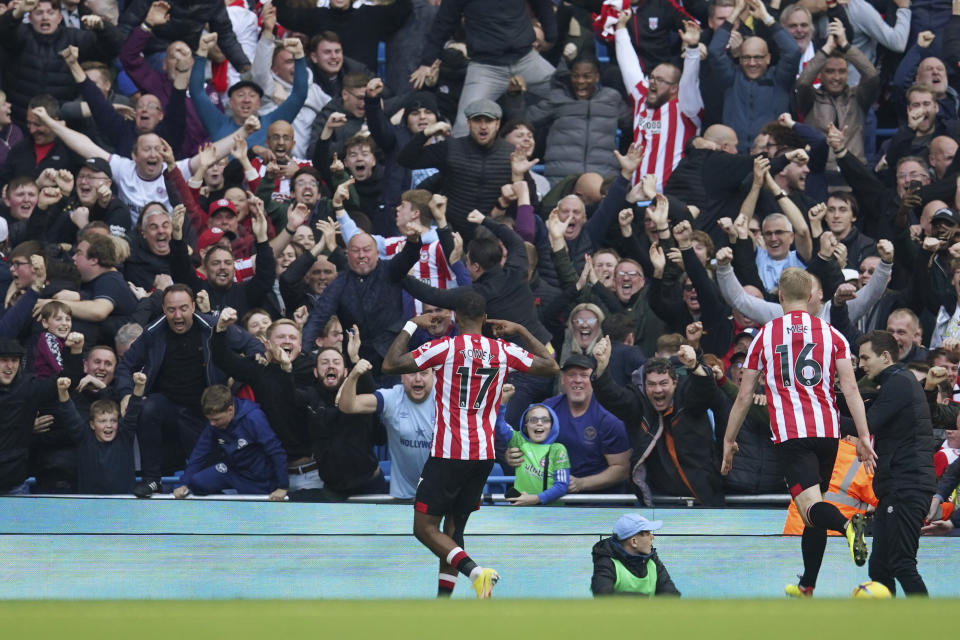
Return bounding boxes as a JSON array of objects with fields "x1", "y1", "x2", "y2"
[
  {"x1": 0, "y1": 370, "x2": 59, "y2": 491},
  {"x1": 590, "y1": 537, "x2": 680, "y2": 597},
  {"x1": 398, "y1": 132, "x2": 513, "y2": 238},
  {"x1": 0, "y1": 15, "x2": 123, "y2": 124},
  {"x1": 119, "y1": 0, "x2": 250, "y2": 71},
  {"x1": 851, "y1": 364, "x2": 938, "y2": 499}
]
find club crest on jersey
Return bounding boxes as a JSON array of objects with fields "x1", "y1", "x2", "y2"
[
  {"x1": 649, "y1": 16, "x2": 659, "y2": 29},
  {"x1": 583, "y1": 426, "x2": 598, "y2": 442}
]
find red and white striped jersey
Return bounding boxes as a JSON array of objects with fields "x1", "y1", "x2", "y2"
[
  {"x1": 616, "y1": 29, "x2": 702, "y2": 191},
  {"x1": 744, "y1": 310, "x2": 850, "y2": 443},
  {"x1": 413, "y1": 334, "x2": 533, "y2": 460},
  {"x1": 384, "y1": 237, "x2": 457, "y2": 314},
  {"x1": 249, "y1": 157, "x2": 313, "y2": 200}
]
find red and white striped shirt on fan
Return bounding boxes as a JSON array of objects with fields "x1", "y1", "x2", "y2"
[
  {"x1": 384, "y1": 236, "x2": 456, "y2": 314},
  {"x1": 744, "y1": 310, "x2": 850, "y2": 443},
  {"x1": 615, "y1": 27, "x2": 702, "y2": 191},
  {"x1": 413, "y1": 334, "x2": 533, "y2": 460}
]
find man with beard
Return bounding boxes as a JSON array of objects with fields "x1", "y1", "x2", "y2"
[
  {"x1": 886, "y1": 85, "x2": 949, "y2": 171},
  {"x1": 593, "y1": 340, "x2": 727, "y2": 506},
  {"x1": 604, "y1": 257, "x2": 667, "y2": 360},
  {"x1": 212, "y1": 308, "x2": 322, "y2": 491},
  {"x1": 299, "y1": 346, "x2": 387, "y2": 499},
  {"x1": 796, "y1": 18, "x2": 879, "y2": 165},
  {"x1": 398, "y1": 99, "x2": 513, "y2": 237},
  {"x1": 250, "y1": 121, "x2": 313, "y2": 201},
  {"x1": 117, "y1": 284, "x2": 264, "y2": 497},
  {"x1": 615, "y1": 9, "x2": 702, "y2": 189},
  {"x1": 168, "y1": 197, "x2": 275, "y2": 317},
  {"x1": 708, "y1": 0, "x2": 802, "y2": 152},
  {"x1": 252, "y1": 5, "x2": 331, "y2": 160}
]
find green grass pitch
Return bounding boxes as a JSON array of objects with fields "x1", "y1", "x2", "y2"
[{"x1": 5, "y1": 599, "x2": 957, "y2": 640}]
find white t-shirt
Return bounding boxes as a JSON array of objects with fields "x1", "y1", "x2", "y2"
[{"x1": 108, "y1": 156, "x2": 192, "y2": 227}]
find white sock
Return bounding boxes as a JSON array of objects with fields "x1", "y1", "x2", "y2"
[{"x1": 469, "y1": 566, "x2": 483, "y2": 582}]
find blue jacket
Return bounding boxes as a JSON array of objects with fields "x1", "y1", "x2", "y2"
[
  {"x1": 188, "y1": 55, "x2": 308, "y2": 148},
  {"x1": 182, "y1": 398, "x2": 288, "y2": 491},
  {"x1": 707, "y1": 22, "x2": 802, "y2": 152},
  {"x1": 116, "y1": 313, "x2": 264, "y2": 398}
]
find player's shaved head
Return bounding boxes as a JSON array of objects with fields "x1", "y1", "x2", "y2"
[{"x1": 778, "y1": 268, "x2": 813, "y2": 303}]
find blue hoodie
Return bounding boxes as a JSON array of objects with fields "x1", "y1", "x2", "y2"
[
  {"x1": 495, "y1": 402, "x2": 570, "y2": 504},
  {"x1": 182, "y1": 398, "x2": 288, "y2": 491}
]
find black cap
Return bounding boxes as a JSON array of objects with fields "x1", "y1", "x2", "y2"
[
  {"x1": 82, "y1": 157, "x2": 112, "y2": 179},
  {"x1": 227, "y1": 80, "x2": 264, "y2": 98},
  {"x1": 0, "y1": 338, "x2": 25, "y2": 357},
  {"x1": 402, "y1": 91, "x2": 439, "y2": 117},
  {"x1": 561, "y1": 353, "x2": 596, "y2": 371},
  {"x1": 932, "y1": 207, "x2": 960, "y2": 226}
]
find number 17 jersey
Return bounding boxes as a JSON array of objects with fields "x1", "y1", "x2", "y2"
[
  {"x1": 413, "y1": 333, "x2": 533, "y2": 460},
  {"x1": 744, "y1": 310, "x2": 850, "y2": 443}
]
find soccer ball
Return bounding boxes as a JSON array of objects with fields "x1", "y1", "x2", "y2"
[{"x1": 851, "y1": 581, "x2": 892, "y2": 598}]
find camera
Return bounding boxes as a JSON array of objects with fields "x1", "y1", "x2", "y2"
[{"x1": 908, "y1": 180, "x2": 922, "y2": 193}]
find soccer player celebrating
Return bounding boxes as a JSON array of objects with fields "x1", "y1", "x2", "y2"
[
  {"x1": 382, "y1": 292, "x2": 560, "y2": 598},
  {"x1": 721, "y1": 268, "x2": 877, "y2": 597}
]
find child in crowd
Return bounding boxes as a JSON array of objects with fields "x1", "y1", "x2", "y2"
[
  {"x1": 33, "y1": 301, "x2": 84, "y2": 378},
  {"x1": 173, "y1": 385, "x2": 289, "y2": 500},
  {"x1": 495, "y1": 384, "x2": 570, "y2": 505},
  {"x1": 59, "y1": 372, "x2": 143, "y2": 494}
]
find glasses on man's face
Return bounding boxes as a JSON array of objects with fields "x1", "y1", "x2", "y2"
[
  {"x1": 896, "y1": 171, "x2": 927, "y2": 181},
  {"x1": 762, "y1": 229, "x2": 790, "y2": 238},
  {"x1": 526, "y1": 415, "x2": 551, "y2": 425},
  {"x1": 617, "y1": 270, "x2": 642, "y2": 278},
  {"x1": 648, "y1": 76, "x2": 677, "y2": 86},
  {"x1": 682, "y1": 283, "x2": 695, "y2": 292},
  {"x1": 9, "y1": 260, "x2": 29, "y2": 269},
  {"x1": 740, "y1": 55, "x2": 767, "y2": 62},
  {"x1": 294, "y1": 180, "x2": 318, "y2": 189}
]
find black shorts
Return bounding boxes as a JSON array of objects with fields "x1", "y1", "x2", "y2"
[
  {"x1": 775, "y1": 437, "x2": 839, "y2": 498},
  {"x1": 414, "y1": 457, "x2": 494, "y2": 518}
]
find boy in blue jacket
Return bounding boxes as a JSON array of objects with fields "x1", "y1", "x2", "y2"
[{"x1": 173, "y1": 385, "x2": 288, "y2": 500}]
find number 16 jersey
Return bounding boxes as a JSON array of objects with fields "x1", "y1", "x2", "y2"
[
  {"x1": 744, "y1": 310, "x2": 850, "y2": 443},
  {"x1": 413, "y1": 334, "x2": 533, "y2": 460}
]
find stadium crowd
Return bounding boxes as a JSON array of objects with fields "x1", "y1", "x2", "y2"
[{"x1": 0, "y1": 0, "x2": 958, "y2": 524}]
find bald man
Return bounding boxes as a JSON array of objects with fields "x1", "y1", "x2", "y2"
[
  {"x1": 893, "y1": 45, "x2": 959, "y2": 124},
  {"x1": 250, "y1": 120, "x2": 314, "y2": 198},
  {"x1": 301, "y1": 230, "x2": 424, "y2": 370},
  {"x1": 707, "y1": 0, "x2": 802, "y2": 152},
  {"x1": 929, "y1": 136, "x2": 958, "y2": 180}
]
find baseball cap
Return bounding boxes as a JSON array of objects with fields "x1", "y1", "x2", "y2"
[
  {"x1": 464, "y1": 98, "x2": 502, "y2": 120},
  {"x1": 931, "y1": 207, "x2": 960, "y2": 226},
  {"x1": 197, "y1": 227, "x2": 234, "y2": 252},
  {"x1": 613, "y1": 513, "x2": 662, "y2": 540},
  {"x1": 734, "y1": 327, "x2": 758, "y2": 342},
  {"x1": 207, "y1": 199, "x2": 237, "y2": 217},
  {"x1": 227, "y1": 79, "x2": 264, "y2": 98},
  {"x1": 841, "y1": 268, "x2": 859, "y2": 282},
  {"x1": 561, "y1": 353, "x2": 596, "y2": 371},
  {"x1": 0, "y1": 337, "x2": 25, "y2": 357},
  {"x1": 81, "y1": 157, "x2": 112, "y2": 179}
]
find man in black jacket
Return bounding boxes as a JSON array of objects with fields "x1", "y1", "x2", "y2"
[
  {"x1": 591, "y1": 340, "x2": 727, "y2": 507},
  {"x1": 398, "y1": 99, "x2": 513, "y2": 237},
  {"x1": 854, "y1": 330, "x2": 938, "y2": 596},
  {"x1": 0, "y1": 96, "x2": 81, "y2": 190}
]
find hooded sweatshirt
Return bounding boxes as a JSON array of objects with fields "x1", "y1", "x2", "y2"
[
  {"x1": 590, "y1": 536, "x2": 680, "y2": 597},
  {"x1": 495, "y1": 402, "x2": 570, "y2": 504}
]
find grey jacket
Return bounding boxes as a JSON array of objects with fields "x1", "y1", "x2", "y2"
[
  {"x1": 716, "y1": 258, "x2": 892, "y2": 325},
  {"x1": 707, "y1": 22, "x2": 802, "y2": 153},
  {"x1": 526, "y1": 73, "x2": 630, "y2": 184}
]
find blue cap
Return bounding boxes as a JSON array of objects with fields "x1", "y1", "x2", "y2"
[{"x1": 613, "y1": 513, "x2": 662, "y2": 540}]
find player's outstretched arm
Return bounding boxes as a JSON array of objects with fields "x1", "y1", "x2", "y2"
[
  {"x1": 382, "y1": 316, "x2": 434, "y2": 375},
  {"x1": 721, "y1": 368, "x2": 760, "y2": 475}
]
